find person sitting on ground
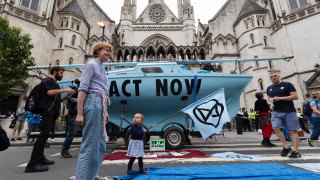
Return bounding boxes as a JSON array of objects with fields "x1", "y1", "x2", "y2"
[{"x1": 254, "y1": 92, "x2": 276, "y2": 147}]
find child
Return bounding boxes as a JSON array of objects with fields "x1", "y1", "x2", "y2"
[
  {"x1": 26, "y1": 112, "x2": 41, "y2": 143},
  {"x1": 254, "y1": 92, "x2": 276, "y2": 147},
  {"x1": 126, "y1": 113, "x2": 149, "y2": 175}
]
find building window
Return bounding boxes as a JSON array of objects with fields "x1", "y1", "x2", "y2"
[
  {"x1": 289, "y1": 0, "x2": 308, "y2": 10},
  {"x1": 69, "y1": 58, "x2": 73, "y2": 65},
  {"x1": 250, "y1": 34, "x2": 255, "y2": 45},
  {"x1": 56, "y1": 60, "x2": 60, "y2": 65},
  {"x1": 264, "y1": 36, "x2": 268, "y2": 46},
  {"x1": 257, "y1": 18, "x2": 260, "y2": 26},
  {"x1": 59, "y1": 38, "x2": 63, "y2": 48},
  {"x1": 245, "y1": 21, "x2": 249, "y2": 29},
  {"x1": 71, "y1": 21, "x2": 74, "y2": 29},
  {"x1": 21, "y1": 0, "x2": 39, "y2": 11},
  {"x1": 71, "y1": 35, "x2": 76, "y2": 46},
  {"x1": 262, "y1": 17, "x2": 265, "y2": 26},
  {"x1": 269, "y1": 0, "x2": 277, "y2": 20},
  {"x1": 268, "y1": 60, "x2": 273, "y2": 69},
  {"x1": 66, "y1": 20, "x2": 69, "y2": 28},
  {"x1": 76, "y1": 24, "x2": 80, "y2": 31},
  {"x1": 60, "y1": 21, "x2": 64, "y2": 27},
  {"x1": 254, "y1": 56, "x2": 259, "y2": 67},
  {"x1": 258, "y1": 79, "x2": 264, "y2": 90},
  {"x1": 251, "y1": 19, "x2": 254, "y2": 27}
]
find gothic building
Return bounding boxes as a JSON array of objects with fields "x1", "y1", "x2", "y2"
[{"x1": 0, "y1": 0, "x2": 319, "y2": 113}]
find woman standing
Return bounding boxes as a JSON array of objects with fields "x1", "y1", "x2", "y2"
[{"x1": 75, "y1": 42, "x2": 112, "y2": 180}]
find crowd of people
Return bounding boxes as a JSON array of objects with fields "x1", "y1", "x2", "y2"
[{"x1": 1, "y1": 42, "x2": 320, "y2": 179}]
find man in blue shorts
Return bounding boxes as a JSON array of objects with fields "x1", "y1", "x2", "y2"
[{"x1": 267, "y1": 71, "x2": 301, "y2": 158}]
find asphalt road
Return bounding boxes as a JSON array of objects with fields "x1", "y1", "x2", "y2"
[{"x1": 1, "y1": 132, "x2": 320, "y2": 180}]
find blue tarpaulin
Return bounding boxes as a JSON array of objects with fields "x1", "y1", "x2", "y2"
[{"x1": 114, "y1": 163, "x2": 320, "y2": 180}]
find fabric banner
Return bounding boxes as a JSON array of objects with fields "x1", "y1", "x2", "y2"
[
  {"x1": 211, "y1": 152, "x2": 267, "y2": 162},
  {"x1": 181, "y1": 88, "x2": 230, "y2": 139}
]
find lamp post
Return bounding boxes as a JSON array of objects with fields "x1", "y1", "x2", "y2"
[{"x1": 97, "y1": 21, "x2": 105, "y2": 42}]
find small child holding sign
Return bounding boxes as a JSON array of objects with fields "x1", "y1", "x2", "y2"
[{"x1": 126, "y1": 113, "x2": 149, "y2": 175}]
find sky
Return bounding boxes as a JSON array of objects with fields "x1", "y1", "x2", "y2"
[{"x1": 94, "y1": 0, "x2": 228, "y2": 24}]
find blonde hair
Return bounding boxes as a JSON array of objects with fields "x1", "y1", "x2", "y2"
[
  {"x1": 311, "y1": 91, "x2": 320, "y2": 99},
  {"x1": 92, "y1": 42, "x2": 113, "y2": 58}
]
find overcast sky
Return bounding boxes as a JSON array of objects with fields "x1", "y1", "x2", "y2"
[{"x1": 94, "y1": 0, "x2": 228, "y2": 24}]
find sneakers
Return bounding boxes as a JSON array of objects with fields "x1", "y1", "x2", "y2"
[
  {"x1": 17, "y1": 137, "x2": 23, "y2": 140},
  {"x1": 11, "y1": 138, "x2": 16, "y2": 141},
  {"x1": 25, "y1": 161, "x2": 49, "y2": 173},
  {"x1": 289, "y1": 151, "x2": 302, "y2": 158},
  {"x1": 39, "y1": 156, "x2": 55, "y2": 165},
  {"x1": 280, "y1": 146, "x2": 292, "y2": 157},
  {"x1": 307, "y1": 138, "x2": 314, "y2": 147},
  {"x1": 139, "y1": 168, "x2": 149, "y2": 175},
  {"x1": 61, "y1": 152, "x2": 72, "y2": 158}
]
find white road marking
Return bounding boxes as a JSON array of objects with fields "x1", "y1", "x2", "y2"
[
  {"x1": 102, "y1": 153, "x2": 320, "y2": 165},
  {"x1": 16, "y1": 163, "x2": 28, "y2": 167},
  {"x1": 50, "y1": 152, "x2": 62, "y2": 157}
]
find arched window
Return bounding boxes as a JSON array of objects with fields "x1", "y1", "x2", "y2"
[
  {"x1": 254, "y1": 56, "x2": 259, "y2": 67},
  {"x1": 71, "y1": 35, "x2": 76, "y2": 46},
  {"x1": 76, "y1": 23, "x2": 80, "y2": 31},
  {"x1": 71, "y1": 21, "x2": 74, "y2": 29},
  {"x1": 60, "y1": 21, "x2": 64, "y2": 27},
  {"x1": 251, "y1": 19, "x2": 254, "y2": 27},
  {"x1": 244, "y1": 21, "x2": 249, "y2": 29},
  {"x1": 257, "y1": 18, "x2": 260, "y2": 26},
  {"x1": 56, "y1": 60, "x2": 60, "y2": 65},
  {"x1": 264, "y1": 36, "x2": 268, "y2": 46},
  {"x1": 66, "y1": 20, "x2": 69, "y2": 27},
  {"x1": 268, "y1": 60, "x2": 273, "y2": 69},
  {"x1": 69, "y1": 58, "x2": 73, "y2": 65},
  {"x1": 262, "y1": 16, "x2": 265, "y2": 26},
  {"x1": 250, "y1": 34, "x2": 255, "y2": 45},
  {"x1": 258, "y1": 79, "x2": 264, "y2": 90},
  {"x1": 58, "y1": 38, "x2": 63, "y2": 48}
]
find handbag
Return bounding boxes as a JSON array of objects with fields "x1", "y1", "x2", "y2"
[{"x1": 9, "y1": 119, "x2": 17, "y2": 129}]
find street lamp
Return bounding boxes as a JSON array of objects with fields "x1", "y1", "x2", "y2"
[{"x1": 97, "y1": 21, "x2": 105, "y2": 42}]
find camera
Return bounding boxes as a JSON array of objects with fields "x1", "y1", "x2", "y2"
[{"x1": 67, "y1": 79, "x2": 80, "y2": 114}]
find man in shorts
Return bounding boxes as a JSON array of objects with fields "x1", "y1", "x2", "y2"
[{"x1": 267, "y1": 70, "x2": 301, "y2": 158}]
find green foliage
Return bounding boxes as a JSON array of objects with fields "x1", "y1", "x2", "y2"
[{"x1": 0, "y1": 16, "x2": 35, "y2": 100}]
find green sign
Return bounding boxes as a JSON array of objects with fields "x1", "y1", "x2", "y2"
[{"x1": 150, "y1": 139, "x2": 165, "y2": 151}]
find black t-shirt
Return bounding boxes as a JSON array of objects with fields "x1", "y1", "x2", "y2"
[
  {"x1": 267, "y1": 82, "x2": 296, "y2": 112},
  {"x1": 40, "y1": 77, "x2": 61, "y2": 114},
  {"x1": 254, "y1": 99, "x2": 270, "y2": 112}
]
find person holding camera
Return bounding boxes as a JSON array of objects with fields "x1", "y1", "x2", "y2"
[{"x1": 61, "y1": 80, "x2": 79, "y2": 158}]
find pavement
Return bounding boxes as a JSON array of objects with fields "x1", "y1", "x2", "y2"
[{"x1": 8, "y1": 130, "x2": 309, "y2": 146}]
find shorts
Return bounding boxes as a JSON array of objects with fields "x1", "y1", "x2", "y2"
[
  {"x1": 14, "y1": 121, "x2": 25, "y2": 131},
  {"x1": 271, "y1": 112, "x2": 300, "y2": 130}
]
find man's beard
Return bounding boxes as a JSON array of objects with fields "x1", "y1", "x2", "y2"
[{"x1": 55, "y1": 74, "x2": 63, "y2": 81}]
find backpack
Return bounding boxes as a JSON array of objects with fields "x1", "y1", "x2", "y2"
[
  {"x1": 303, "y1": 100, "x2": 318, "y2": 118},
  {"x1": 25, "y1": 82, "x2": 43, "y2": 114}
]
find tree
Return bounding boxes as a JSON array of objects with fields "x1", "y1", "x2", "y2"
[{"x1": 0, "y1": 16, "x2": 35, "y2": 100}]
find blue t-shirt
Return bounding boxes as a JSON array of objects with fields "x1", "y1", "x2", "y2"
[
  {"x1": 267, "y1": 82, "x2": 296, "y2": 113},
  {"x1": 310, "y1": 100, "x2": 320, "y2": 118}
]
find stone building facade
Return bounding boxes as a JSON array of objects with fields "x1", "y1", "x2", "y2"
[{"x1": 0, "y1": 0, "x2": 319, "y2": 113}]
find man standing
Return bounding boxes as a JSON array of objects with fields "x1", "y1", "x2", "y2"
[
  {"x1": 25, "y1": 66, "x2": 75, "y2": 173},
  {"x1": 11, "y1": 105, "x2": 26, "y2": 141},
  {"x1": 267, "y1": 70, "x2": 300, "y2": 158}
]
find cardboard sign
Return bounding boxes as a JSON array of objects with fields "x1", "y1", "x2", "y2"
[{"x1": 150, "y1": 139, "x2": 165, "y2": 151}]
